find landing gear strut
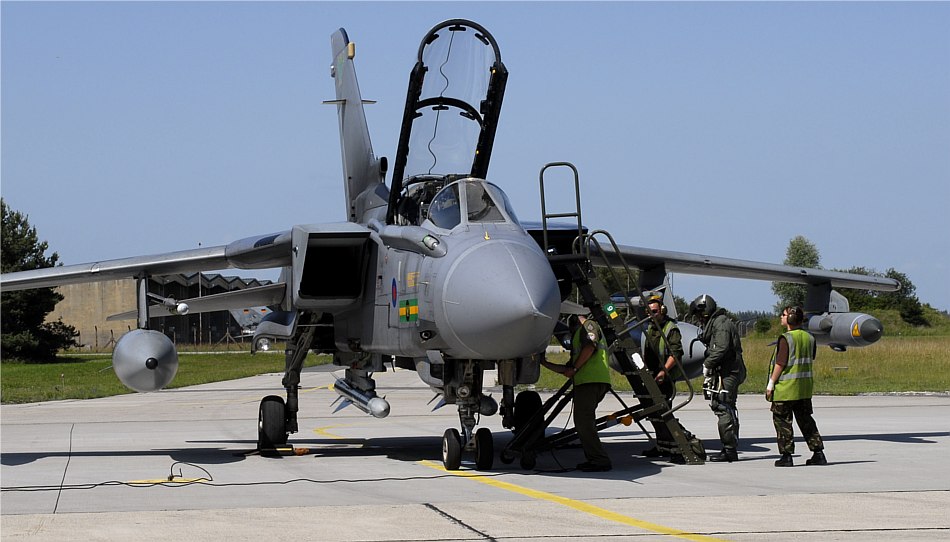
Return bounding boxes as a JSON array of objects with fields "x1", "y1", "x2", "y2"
[
  {"x1": 440, "y1": 360, "x2": 496, "y2": 471},
  {"x1": 257, "y1": 312, "x2": 317, "y2": 452}
]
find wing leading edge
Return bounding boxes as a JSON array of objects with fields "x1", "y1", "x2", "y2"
[
  {"x1": 593, "y1": 244, "x2": 900, "y2": 292},
  {"x1": 0, "y1": 231, "x2": 293, "y2": 291}
]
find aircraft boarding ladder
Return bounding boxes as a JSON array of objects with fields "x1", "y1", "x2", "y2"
[{"x1": 502, "y1": 162, "x2": 703, "y2": 468}]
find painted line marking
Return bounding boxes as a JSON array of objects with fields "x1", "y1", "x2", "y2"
[
  {"x1": 299, "y1": 384, "x2": 330, "y2": 395},
  {"x1": 313, "y1": 424, "x2": 354, "y2": 440},
  {"x1": 418, "y1": 460, "x2": 726, "y2": 541}
]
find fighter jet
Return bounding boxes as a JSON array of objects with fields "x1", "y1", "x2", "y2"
[{"x1": 1, "y1": 19, "x2": 898, "y2": 470}]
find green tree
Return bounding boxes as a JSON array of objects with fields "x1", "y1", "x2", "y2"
[
  {"x1": 771, "y1": 235, "x2": 821, "y2": 312},
  {"x1": 1, "y1": 199, "x2": 79, "y2": 361},
  {"x1": 834, "y1": 266, "x2": 879, "y2": 310},
  {"x1": 834, "y1": 266, "x2": 928, "y2": 326},
  {"x1": 754, "y1": 318, "x2": 773, "y2": 334},
  {"x1": 672, "y1": 295, "x2": 689, "y2": 319}
]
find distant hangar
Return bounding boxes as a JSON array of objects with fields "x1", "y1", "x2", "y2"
[{"x1": 48, "y1": 273, "x2": 271, "y2": 350}]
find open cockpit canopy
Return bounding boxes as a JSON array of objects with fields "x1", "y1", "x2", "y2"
[{"x1": 387, "y1": 19, "x2": 507, "y2": 224}]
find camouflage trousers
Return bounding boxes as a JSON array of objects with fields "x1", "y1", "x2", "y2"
[{"x1": 771, "y1": 399, "x2": 823, "y2": 455}]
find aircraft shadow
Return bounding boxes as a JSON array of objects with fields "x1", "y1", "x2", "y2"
[
  {"x1": 1, "y1": 447, "x2": 248, "y2": 467},
  {"x1": 732, "y1": 431, "x2": 950, "y2": 451},
  {"x1": 4, "y1": 431, "x2": 942, "y2": 472}
]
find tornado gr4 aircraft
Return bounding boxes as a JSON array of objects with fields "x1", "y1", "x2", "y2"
[{"x1": 1, "y1": 19, "x2": 898, "y2": 470}]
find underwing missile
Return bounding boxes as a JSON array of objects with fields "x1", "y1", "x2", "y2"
[{"x1": 332, "y1": 378, "x2": 391, "y2": 418}]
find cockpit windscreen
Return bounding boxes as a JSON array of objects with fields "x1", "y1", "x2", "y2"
[{"x1": 426, "y1": 179, "x2": 519, "y2": 230}]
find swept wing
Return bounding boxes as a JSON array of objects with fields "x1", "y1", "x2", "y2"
[
  {"x1": 0, "y1": 231, "x2": 292, "y2": 292},
  {"x1": 597, "y1": 243, "x2": 899, "y2": 291}
]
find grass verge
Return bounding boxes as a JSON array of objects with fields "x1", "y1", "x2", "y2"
[
  {"x1": 3, "y1": 335, "x2": 946, "y2": 404},
  {"x1": 536, "y1": 335, "x2": 950, "y2": 395},
  {"x1": 1, "y1": 352, "x2": 331, "y2": 404}
]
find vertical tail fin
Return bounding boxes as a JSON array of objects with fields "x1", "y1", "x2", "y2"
[{"x1": 328, "y1": 29, "x2": 389, "y2": 223}]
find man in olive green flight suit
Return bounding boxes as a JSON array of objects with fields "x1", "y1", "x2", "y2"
[
  {"x1": 641, "y1": 296, "x2": 689, "y2": 462},
  {"x1": 691, "y1": 294, "x2": 747, "y2": 463}
]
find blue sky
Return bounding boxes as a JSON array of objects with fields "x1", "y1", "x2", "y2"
[{"x1": 3, "y1": 2, "x2": 948, "y2": 312}]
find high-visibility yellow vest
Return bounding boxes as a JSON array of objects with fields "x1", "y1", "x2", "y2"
[
  {"x1": 571, "y1": 324, "x2": 611, "y2": 386},
  {"x1": 655, "y1": 320, "x2": 683, "y2": 379},
  {"x1": 769, "y1": 328, "x2": 817, "y2": 401}
]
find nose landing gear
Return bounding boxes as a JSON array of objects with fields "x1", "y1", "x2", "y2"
[{"x1": 440, "y1": 360, "x2": 495, "y2": 470}]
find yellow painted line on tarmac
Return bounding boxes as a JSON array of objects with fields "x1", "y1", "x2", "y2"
[
  {"x1": 313, "y1": 424, "x2": 354, "y2": 440},
  {"x1": 419, "y1": 460, "x2": 725, "y2": 542},
  {"x1": 301, "y1": 384, "x2": 330, "y2": 394}
]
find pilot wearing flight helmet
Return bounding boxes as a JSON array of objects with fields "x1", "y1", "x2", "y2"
[{"x1": 690, "y1": 294, "x2": 747, "y2": 463}]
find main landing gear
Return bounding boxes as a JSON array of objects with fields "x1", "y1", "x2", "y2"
[
  {"x1": 258, "y1": 395, "x2": 288, "y2": 451},
  {"x1": 256, "y1": 312, "x2": 317, "y2": 453}
]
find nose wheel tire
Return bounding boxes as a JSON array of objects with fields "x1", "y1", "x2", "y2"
[
  {"x1": 474, "y1": 427, "x2": 494, "y2": 470},
  {"x1": 442, "y1": 428, "x2": 462, "y2": 470},
  {"x1": 258, "y1": 395, "x2": 288, "y2": 451}
]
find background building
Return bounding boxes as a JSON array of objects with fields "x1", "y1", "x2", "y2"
[{"x1": 48, "y1": 273, "x2": 272, "y2": 350}]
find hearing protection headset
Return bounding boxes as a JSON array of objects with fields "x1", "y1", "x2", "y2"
[
  {"x1": 785, "y1": 306, "x2": 804, "y2": 326},
  {"x1": 646, "y1": 295, "x2": 667, "y2": 316}
]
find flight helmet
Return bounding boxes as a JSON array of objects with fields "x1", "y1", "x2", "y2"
[{"x1": 690, "y1": 294, "x2": 717, "y2": 319}]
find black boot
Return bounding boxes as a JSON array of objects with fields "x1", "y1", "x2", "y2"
[
  {"x1": 709, "y1": 448, "x2": 738, "y2": 462},
  {"x1": 774, "y1": 453, "x2": 794, "y2": 467},
  {"x1": 806, "y1": 451, "x2": 828, "y2": 465},
  {"x1": 641, "y1": 446, "x2": 664, "y2": 458}
]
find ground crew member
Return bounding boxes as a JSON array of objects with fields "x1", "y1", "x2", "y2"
[
  {"x1": 767, "y1": 305, "x2": 827, "y2": 467},
  {"x1": 542, "y1": 312, "x2": 613, "y2": 472},
  {"x1": 691, "y1": 294, "x2": 747, "y2": 463},
  {"x1": 640, "y1": 295, "x2": 688, "y2": 462}
]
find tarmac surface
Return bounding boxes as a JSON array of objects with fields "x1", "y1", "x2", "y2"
[{"x1": 2, "y1": 365, "x2": 948, "y2": 541}]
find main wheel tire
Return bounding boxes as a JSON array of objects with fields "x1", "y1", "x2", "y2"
[
  {"x1": 474, "y1": 428, "x2": 494, "y2": 470},
  {"x1": 499, "y1": 449, "x2": 515, "y2": 464},
  {"x1": 514, "y1": 390, "x2": 542, "y2": 432},
  {"x1": 442, "y1": 428, "x2": 462, "y2": 471},
  {"x1": 258, "y1": 395, "x2": 287, "y2": 450}
]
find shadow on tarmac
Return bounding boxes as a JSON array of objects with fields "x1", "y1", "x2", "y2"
[
  {"x1": 4, "y1": 431, "x2": 944, "y2": 474},
  {"x1": 1, "y1": 446, "x2": 248, "y2": 467}
]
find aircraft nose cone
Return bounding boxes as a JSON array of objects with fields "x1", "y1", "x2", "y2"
[
  {"x1": 860, "y1": 316, "x2": 884, "y2": 344},
  {"x1": 440, "y1": 241, "x2": 560, "y2": 358}
]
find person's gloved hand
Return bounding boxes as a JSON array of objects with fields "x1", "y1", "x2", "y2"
[{"x1": 702, "y1": 375, "x2": 715, "y2": 399}]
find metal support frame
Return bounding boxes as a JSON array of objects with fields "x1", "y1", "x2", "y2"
[{"x1": 526, "y1": 161, "x2": 704, "y2": 465}]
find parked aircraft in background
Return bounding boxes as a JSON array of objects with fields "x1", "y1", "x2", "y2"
[{"x1": 1, "y1": 20, "x2": 898, "y2": 470}]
